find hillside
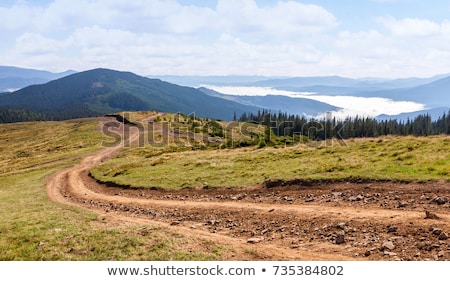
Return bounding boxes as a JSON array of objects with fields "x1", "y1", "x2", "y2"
[{"x1": 0, "y1": 68, "x2": 261, "y2": 122}]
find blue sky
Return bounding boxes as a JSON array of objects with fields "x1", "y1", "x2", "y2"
[{"x1": 1, "y1": 0, "x2": 450, "y2": 78}]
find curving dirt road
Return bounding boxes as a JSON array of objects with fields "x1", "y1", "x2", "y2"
[{"x1": 46, "y1": 117, "x2": 450, "y2": 261}]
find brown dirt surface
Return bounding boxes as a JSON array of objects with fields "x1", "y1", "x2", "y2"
[{"x1": 46, "y1": 117, "x2": 450, "y2": 261}]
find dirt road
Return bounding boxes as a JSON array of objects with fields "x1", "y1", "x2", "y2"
[{"x1": 46, "y1": 117, "x2": 450, "y2": 261}]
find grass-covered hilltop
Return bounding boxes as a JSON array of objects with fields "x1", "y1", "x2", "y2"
[{"x1": 91, "y1": 112, "x2": 450, "y2": 190}]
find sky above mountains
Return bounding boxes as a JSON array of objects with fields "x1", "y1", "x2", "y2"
[{"x1": 1, "y1": 0, "x2": 450, "y2": 78}]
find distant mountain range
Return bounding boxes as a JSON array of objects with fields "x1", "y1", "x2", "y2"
[
  {"x1": 245, "y1": 75, "x2": 450, "y2": 119},
  {"x1": 252, "y1": 75, "x2": 450, "y2": 120},
  {"x1": 198, "y1": 87, "x2": 338, "y2": 117},
  {"x1": 0, "y1": 66, "x2": 76, "y2": 92},
  {"x1": 1, "y1": 66, "x2": 449, "y2": 123},
  {"x1": 156, "y1": 73, "x2": 449, "y2": 121},
  {"x1": 149, "y1": 73, "x2": 448, "y2": 90},
  {"x1": 377, "y1": 107, "x2": 450, "y2": 122},
  {"x1": 356, "y1": 76, "x2": 450, "y2": 107},
  {"x1": 148, "y1": 75, "x2": 277, "y2": 87}
]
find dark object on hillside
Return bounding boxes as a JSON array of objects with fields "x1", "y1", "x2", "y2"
[
  {"x1": 431, "y1": 196, "x2": 449, "y2": 205},
  {"x1": 424, "y1": 210, "x2": 440, "y2": 220},
  {"x1": 335, "y1": 232, "x2": 345, "y2": 245}
]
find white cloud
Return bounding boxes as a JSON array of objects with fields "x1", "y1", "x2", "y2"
[
  {"x1": 216, "y1": 0, "x2": 337, "y2": 41},
  {"x1": 0, "y1": 1, "x2": 450, "y2": 78},
  {"x1": 0, "y1": 3, "x2": 43, "y2": 31},
  {"x1": 370, "y1": 0, "x2": 409, "y2": 2},
  {"x1": 70, "y1": 26, "x2": 138, "y2": 48},
  {"x1": 15, "y1": 33, "x2": 68, "y2": 55},
  {"x1": 0, "y1": 0, "x2": 215, "y2": 35},
  {"x1": 378, "y1": 16, "x2": 442, "y2": 37}
]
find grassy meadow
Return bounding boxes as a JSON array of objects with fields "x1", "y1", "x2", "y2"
[
  {"x1": 91, "y1": 135, "x2": 450, "y2": 189},
  {"x1": 0, "y1": 119, "x2": 228, "y2": 260},
  {"x1": 1, "y1": 115, "x2": 449, "y2": 260}
]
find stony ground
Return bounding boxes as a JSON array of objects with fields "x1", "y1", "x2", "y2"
[{"x1": 66, "y1": 172, "x2": 450, "y2": 261}]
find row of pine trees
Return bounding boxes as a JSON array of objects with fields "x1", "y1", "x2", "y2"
[{"x1": 237, "y1": 109, "x2": 450, "y2": 140}]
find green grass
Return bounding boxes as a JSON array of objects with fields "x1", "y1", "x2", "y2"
[
  {"x1": 0, "y1": 120, "x2": 106, "y2": 175},
  {"x1": 91, "y1": 135, "x2": 450, "y2": 189},
  {"x1": 0, "y1": 119, "x2": 230, "y2": 260}
]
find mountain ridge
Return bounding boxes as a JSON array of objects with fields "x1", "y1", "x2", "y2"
[{"x1": 0, "y1": 68, "x2": 262, "y2": 122}]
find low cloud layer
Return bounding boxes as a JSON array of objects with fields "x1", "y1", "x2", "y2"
[{"x1": 203, "y1": 85, "x2": 425, "y2": 119}]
